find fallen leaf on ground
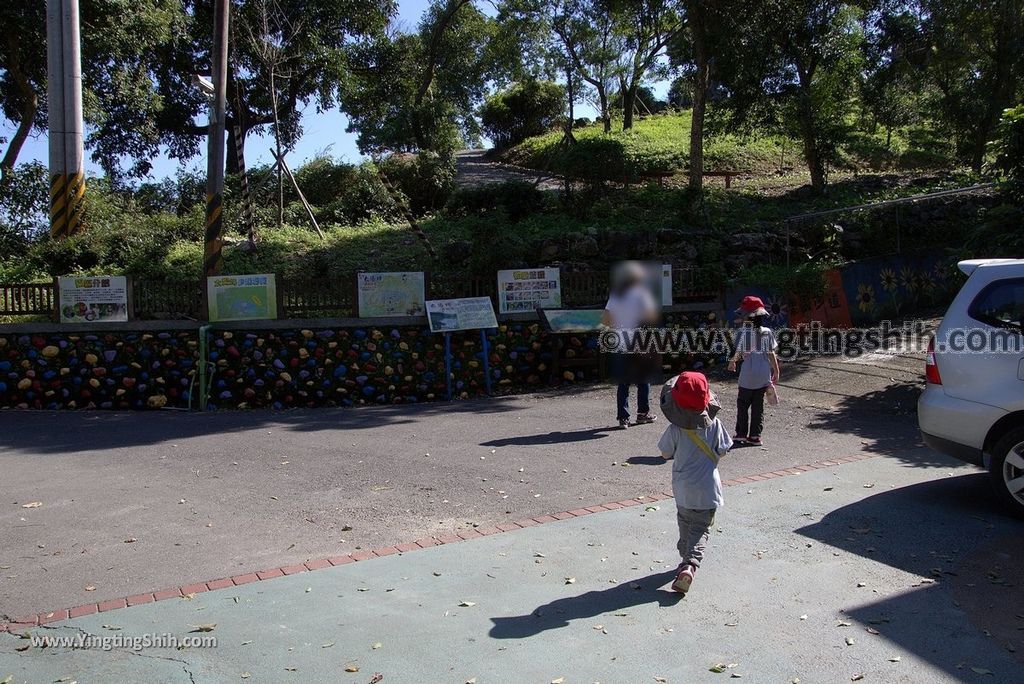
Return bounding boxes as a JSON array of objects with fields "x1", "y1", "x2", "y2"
[
  {"x1": 866, "y1": 627, "x2": 880, "y2": 635},
  {"x1": 190, "y1": 624, "x2": 216, "y2": 633},
  {"x1": 240, "y1": 640, "x2": 252, "y2": 645},
  {"x1": 240, "y1": 674, "x2": 250, "y2": 679},
  {"x1": 344, "y1": 665, "x2": 359, "y2": 673},
  {"x1": 101, "y1": 624, "x2": 122, "y2": 631},
  {"x1": 551, "y1": 679, "x2": 564, "y2": 684},
  {"x1": 21, "y1": 502, "x2": 42, "y2": 508},
  {"x1": 645, "y1": 506, "x2": 660, "y2": 512},
  {"x1": 837, "y1": 621, "x2": 852, "y2": 627},
  {"x1": 320, "y1": 642, "x2": 334, "y2": 648},
  {"x1": 846, "y1": 637, "x2": 855, "y2": 646},
  {"x1": 799, "y1": 615, "x2": 808, "y2": 621},
  {"x1": 372, "y1": 642, "x2": 382, "y2": 649},
  {"x1": 85, "y1": 585, "x2": 96, "y2": 592},
  {"x1": 970, "y1": 668, "x2": 993, "y2": 675},
  {"x1": 459, "y1": 601, "x2": 476, "y2": 607},
  {"x1": 851, "y1": 675, "x2": 864, "y2": 681},
  {"x1": 655, "y1": 678, "x2": 667, "y2": 682},
  {"x1": 888, "y1": 656, "x2": 901, "y2": 662},
  {"x1": 565, "y1": 577, "x2": 576, "y2": 584}
]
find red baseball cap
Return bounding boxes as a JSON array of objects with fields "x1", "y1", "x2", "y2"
[
  {"x1": 670, "y1": 371, "x2": 710, "y2": 412},
  {"x1": 737, "y1": 295, "x2": 765, "y2": 312}
]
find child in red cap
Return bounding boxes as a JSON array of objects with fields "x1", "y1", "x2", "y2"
[{"x1": 658, "y1": 371, "x2": 733, "y2": 594}]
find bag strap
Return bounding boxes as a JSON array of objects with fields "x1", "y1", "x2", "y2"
[{"x1": 683, "y1": 428, "x2": 719, "y2": 465}]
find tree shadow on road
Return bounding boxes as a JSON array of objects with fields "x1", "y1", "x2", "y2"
[
  {"x1": 488, "y1": 570, "x2": 681, "y2": 639},
  {"x1": 803, "y1": 382, "x2": 943, "y2": 466},
  {"x1": 795, "y1": 473, "x2": 1024, "y2": 678},
  {"x1": 482, "y1": 427, "x2": 616, "y2": 447},
  {"x1": 0, "y1": 396, "x2": 527, "y2": 454}
]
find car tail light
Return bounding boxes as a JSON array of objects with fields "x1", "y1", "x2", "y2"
[{"x1": 925, "y1": 337, "x2": 942, "y2": 384}]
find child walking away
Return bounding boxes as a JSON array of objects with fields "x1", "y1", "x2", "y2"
[
  {"x1": 658, "y1": 371, "x2": 733, "y2": 594},
  {"x1": 727, "y1": 297, "x2": 780, "y2": 446}
]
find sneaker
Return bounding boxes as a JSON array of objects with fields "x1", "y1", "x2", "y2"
[
  {"x1": 636, "y1": 412, "x2": 657, "y2": 425},
  {"x1": 672, "y1": 564, "x2": 695, "y2": 594},
  {"x1": 747, "y1": 435, "x2": 762, "y2": 446},
  {"x1": 732, "y1": 434, "x2": 747, "y2": 443},
  {"x1": 618, "y1": 418, "x2": 630, "y2": 429}
]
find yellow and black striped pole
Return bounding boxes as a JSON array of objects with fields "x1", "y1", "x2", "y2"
[
  {"x1": 202, "y1": 0, "x2": 230, "y2": 282},
  {"x1": 46, "y1": 0, "x2": 86, "y2": 239},
  {"x1": 49, "y1": 173, "x2": 67, "y2": 239}
]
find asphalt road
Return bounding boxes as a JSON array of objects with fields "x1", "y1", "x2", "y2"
[{"x1": 0, "y1": 350, "x2": 934, "y2": 619}]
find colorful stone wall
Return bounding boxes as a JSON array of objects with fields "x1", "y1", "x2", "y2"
[
  {"x1": 0, "y1": 311, "x2": 719, "y2": 411},
  {"x1": 0, "y1": 331, "x2": 198, "y2": 410}
]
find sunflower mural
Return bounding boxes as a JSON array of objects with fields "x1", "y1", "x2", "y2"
[
  {"x1": 879, "y1": 267, "x2": 898, "y2": 291},
  {"x1": 857, "y1": 283, "x2": 877, "y2": 313},
  {"x1": 900, "y1": 266, "x2": 917, "y2": 293}
]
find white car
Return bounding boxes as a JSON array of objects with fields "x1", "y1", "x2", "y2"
[{"x1": 918, "y1": 258, "x2": 1024, "y2": 517}]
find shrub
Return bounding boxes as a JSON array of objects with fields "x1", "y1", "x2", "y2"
[
  {"x1": 377, "y1": 152, "x2": 456, "y2": 216},
  {"x1": 444, "y1": 181, "x2": 546, "y2": 222},
  {"x1": 480, "y1": 80, "x2": 566, "y2": 149}
]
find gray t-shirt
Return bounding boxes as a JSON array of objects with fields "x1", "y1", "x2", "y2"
[
  {"x1": 736, "y1": 326, "x2": 777, "y2": 390},
  {"x1": 658, "y1": 419, "x2": 733, "y2": 509}
]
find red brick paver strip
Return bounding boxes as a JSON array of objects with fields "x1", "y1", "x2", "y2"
[{"x1": 29, "y1": 453, "x2": 878, "y2": 627}]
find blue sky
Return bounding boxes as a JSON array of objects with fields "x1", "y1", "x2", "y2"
[
  {"x1": 3, "y1": 0, "x2": 651, "y2": 182},
  {"x1": 4, "y1": 0, "x2": 433, "y2": 180}
]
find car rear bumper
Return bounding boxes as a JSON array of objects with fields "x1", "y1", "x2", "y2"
[
  {"x1": 920, "y1": 430, "x2": 983, "y2": 466},
  {"x1": 918, "y1": 386, "x2": 1002, "y2": 466}
]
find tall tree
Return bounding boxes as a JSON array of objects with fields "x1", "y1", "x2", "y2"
[
  {"x1": 610, "y1": 0, "x2": 682, "y2": 129},
  {"x1": 919, "y1": 0, "x2": 1024, "y2": 171},
  {"x1": 551, "y1": 0, "x2": 623, "y2": 133},
  {"x1": 715, "y1": 0, "x2": 864, "y2": 193},
  {"x1": 0, "y1": 0, "x2": 183, "y2": 182},
  {"x1": 340, "y1": 0, "x2": 496, "y2": 153}
]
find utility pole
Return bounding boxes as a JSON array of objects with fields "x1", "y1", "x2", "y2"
[
  {"x1": 46, "y1": 0, "x2": 85, "y2": 238},
  {"x1": 203, "y1": 0, "x2": 230, "y2": 280},
  {"x1": 62, "y1": 0, "x2": 85, "y2": 236}
]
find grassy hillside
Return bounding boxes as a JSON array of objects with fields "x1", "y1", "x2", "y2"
[{"x1": 502, "y1": 111, "x2": 957, "y2": 179}]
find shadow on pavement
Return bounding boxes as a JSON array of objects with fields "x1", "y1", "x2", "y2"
[
  {"x1": 796, "y1": 473, "x2": 1024, "y2": 677},
  {"x1": 804, "y1": 382, "x2": 942, "y2": 466},
  {"x1": 625, "y1": 455, "x2": 667, "y2": 466},
  {"x1": 482, "y1": 427, "x2": 615, "y2": 447},
  {"x1": 489, "y1": 570, "x2": 681, "y2": 638},
  {"x1": 0, "y1": 396, "x2": 527, "y2": 454}
]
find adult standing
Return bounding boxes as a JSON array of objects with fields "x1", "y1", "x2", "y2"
[
  {"x1": 727, "y1": 298, "x2": 780, "y2": 445},
  {"x1": 603, "y1": 262, "x2": 660, "y2": 429}
]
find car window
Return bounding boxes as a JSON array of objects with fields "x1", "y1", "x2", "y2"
[{"x1": 968, "y1": 278, "x2": 1024, "y2": 330}]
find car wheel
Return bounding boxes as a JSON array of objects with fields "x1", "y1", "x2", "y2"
[{"x1": 989, "y1": 426, "x2": 1024, "y2": 519}]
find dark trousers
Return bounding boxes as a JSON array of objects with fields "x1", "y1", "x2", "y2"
[
  {"x1": 617, "y1": 383, "x2": 650, "y2": 421},
  {"x1": 736, "y1": 386, "x2": 767, "y2": 438}
]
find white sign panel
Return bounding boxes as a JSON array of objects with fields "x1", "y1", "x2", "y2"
[
  {"x1": 425, "y1": 297, "x2": 498, "y2": 332},
  {"x1": 58, "y1": 275, "x2": 129, "y2": 323},
  {"x1": 497, "y1": 267, "x2": 561, "y2": 314},
  {"x1": 357, "y1": 272, "x2": 426, "y2": 317}
]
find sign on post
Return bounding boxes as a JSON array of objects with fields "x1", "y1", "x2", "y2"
[
  {"x1": 425, "y1": 297, "x2": 498, "y2": 333},
  {"x1": 661, "y1": 264, "x2": 673, "y2": 307},
  {"x1": 58, "y1": 275, "x2": 129, "y2": 323},
  {"x1": 357, "y1": 272, "x2": 426, "y2": 317},
  {"x1": 497, "y1": 268, "x2": 561, "y2": 314},
  {"x1": 207, "y1": 274, "x2": 277, "y2": 322}
]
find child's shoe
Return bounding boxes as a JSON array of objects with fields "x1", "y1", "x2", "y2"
[
  {"x1": 732, "y1": 434, "x2": 747, "y2": 443},
  {"x1": 747, "y1": 435, "x2": 762, "y2": 446},
  {"x1": 671, "y1": 564, "x2": 695, "y2": 594},
  {"x1": 618, "y1": 418, "x2": 630, "y2": 429},
  {"x1": 635, "y1": 412, "x2": 657, "y2": 425}
]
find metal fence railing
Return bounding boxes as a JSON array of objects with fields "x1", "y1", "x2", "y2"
[{"x1": 2, "y1": 266, "x2": 717, "y2": 322}]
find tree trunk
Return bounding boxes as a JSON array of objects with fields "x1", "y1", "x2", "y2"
[
  {"x1": 0, "y1": 95, "x2": 36, "y2": 184},
  {"x1": 687, "y1": 0, "x2": 710, "y2": 193},
  {"x1": 598, "y1": 86, "x2": 611, "y2": 133},
  {"x1": 622, "y1": 85, "x2": 636, "y2": 130},
  {"x1": 1, "y1": 36, "x2": 38, "y2": 184},
  {"x1": 795, "y1": 66, "x2": 826, "y2": 194}
]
